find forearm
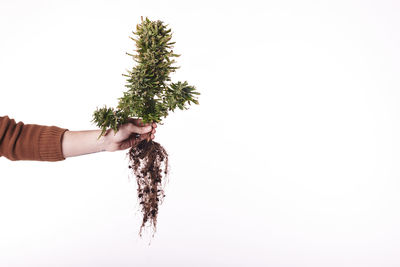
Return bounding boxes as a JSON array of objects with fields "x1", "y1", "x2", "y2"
[{"x1": 62, "y1": 130, "x2": 107, "y2": 158}]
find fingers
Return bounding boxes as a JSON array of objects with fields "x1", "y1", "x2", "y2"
[
  {"x1": 127, "y1": 123, "x2": 152, "y2": 134},
  {"x1": 136, "y1": 129, "x2": 155, "y2": 140},
  {"x1": 129, "y1": 131, "x2": 155, "y2": 147},
  {"x1": 146, "y1": 131, "x2": 155, "y2": 140},
  {"x1": 123, "y1": 118, "x2": 157, "y2": 144},
  {"x1": 133, "y1": 129, "x2": 155, "y2": 139}
]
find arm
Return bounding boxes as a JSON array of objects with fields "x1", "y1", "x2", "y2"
[
  {"x1": 61, "y1": 119, "x2": 156, "y2": 158},
  {"x1": 0, "y1": 115, "x2": 155, "y2": 161},
  {"x1": 0, "y1": 115, "x2": 68, "y2": 161}
]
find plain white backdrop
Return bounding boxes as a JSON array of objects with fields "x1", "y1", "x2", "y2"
[{"x1": 1, "y1": 0, "x2": 400, "y2": 266}]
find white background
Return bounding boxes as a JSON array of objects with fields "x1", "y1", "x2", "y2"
[{"x1": 1, "y1": 0, "x2": 400, "y2": 266}]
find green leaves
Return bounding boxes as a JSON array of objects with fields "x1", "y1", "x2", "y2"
[
  {"x1": 92, "y1": 16, "x2": 200, "y2": 137},
  {"x1": 92, "y1": 106, "x2": 129, "y2": 139}
]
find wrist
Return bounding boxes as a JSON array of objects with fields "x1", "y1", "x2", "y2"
[{"x1": 95, "y1": 130, "x2": 108, "y2": 152}]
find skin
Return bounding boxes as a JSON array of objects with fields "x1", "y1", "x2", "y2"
[{"x1": 61, "y1": 118, "x2": 157, "y2": 158}]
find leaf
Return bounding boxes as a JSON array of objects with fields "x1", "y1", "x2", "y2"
[{"x1": 92, "y1": 17, "x2": 199, "y2": 134}]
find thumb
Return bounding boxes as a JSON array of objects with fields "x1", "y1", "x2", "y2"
[{"x1": 129, "y1": 124, "x2": 152, "y2": 134}]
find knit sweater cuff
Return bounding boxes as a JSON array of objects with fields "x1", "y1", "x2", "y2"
[{"x1": 38, "y1": 126, "x2": 69, "y2": 161}]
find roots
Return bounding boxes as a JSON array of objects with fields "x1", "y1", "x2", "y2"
[{"x1": 128, "y1": 139, "x2": 169, "y2": 237}]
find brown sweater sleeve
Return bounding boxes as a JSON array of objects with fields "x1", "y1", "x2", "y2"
[{"x1": 0, "y1": 116, "x2": 69, "y2": 161}]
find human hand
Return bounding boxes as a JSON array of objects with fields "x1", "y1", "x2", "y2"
[{"x1": 103, "y1": 118, "x2": 157, "y2": 152}]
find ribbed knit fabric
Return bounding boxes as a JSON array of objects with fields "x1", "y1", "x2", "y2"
[{"x1": 0, "y1": 116, "x2": 69, "y2": 161}]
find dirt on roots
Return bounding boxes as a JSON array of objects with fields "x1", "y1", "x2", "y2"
[{"x1": 128, "y1": 139, "x2": 169, "y2": 237}]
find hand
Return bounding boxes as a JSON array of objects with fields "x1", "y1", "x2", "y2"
[{"x1": 103, "y1": 118, "x2": 157, "y2": 152}]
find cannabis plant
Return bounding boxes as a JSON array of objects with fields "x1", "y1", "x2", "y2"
[{"x1": 92, "y1": 16, "x2": 199, "y2": 237}]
